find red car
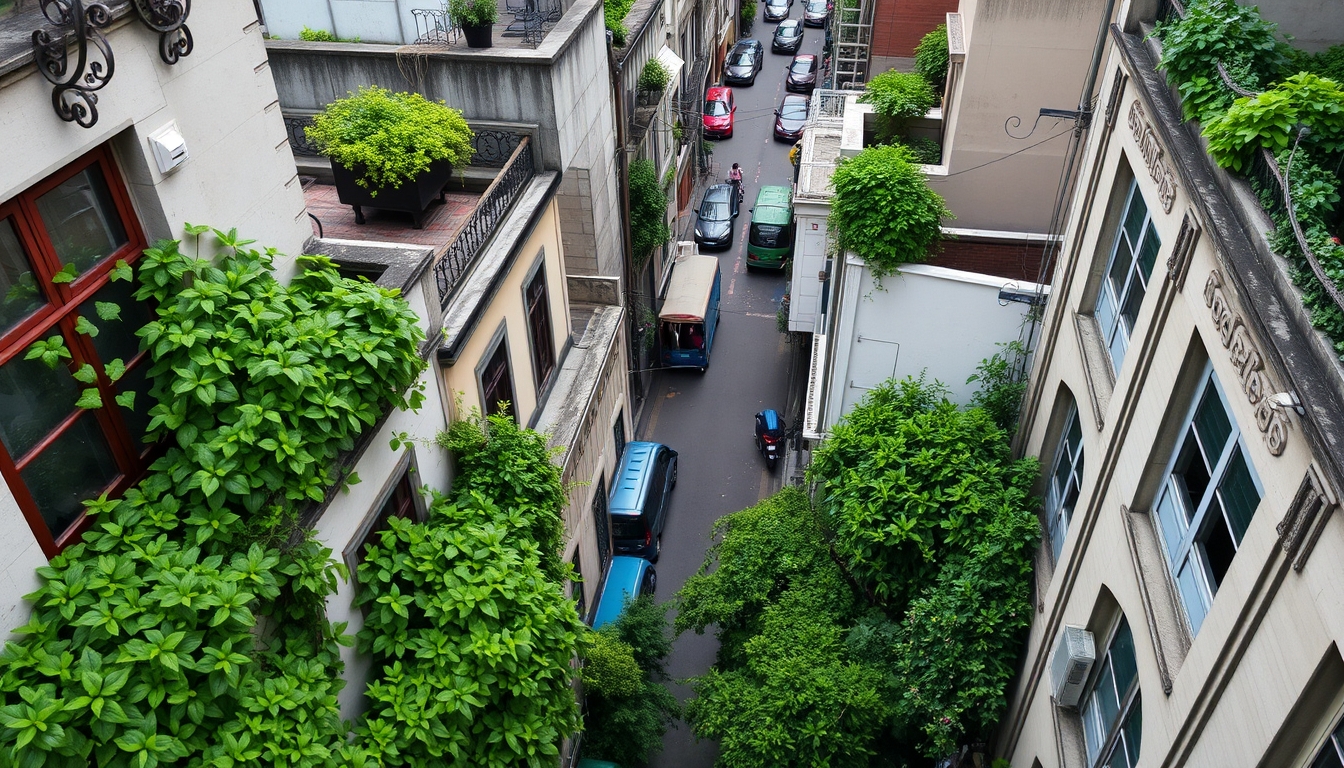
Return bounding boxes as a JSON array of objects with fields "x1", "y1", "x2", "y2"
[{"x1": 703, "y1": 86, "x2": 736, "y2": 139}]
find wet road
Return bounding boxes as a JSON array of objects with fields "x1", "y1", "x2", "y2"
[{"x1": 641, "y1": 8, "x2": 824, "y2": 767}]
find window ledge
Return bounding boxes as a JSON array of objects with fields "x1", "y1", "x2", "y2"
[{"x1": 1072, "y1": 312, "x2": 1114, "y2": 430}]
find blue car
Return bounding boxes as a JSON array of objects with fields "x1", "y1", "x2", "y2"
[
  {"x1": 609, "y1": 441, "x2": 678, "y2": 560},
  {"x1": 591, "y1": 556, "x2": 657, "y2": 630}
]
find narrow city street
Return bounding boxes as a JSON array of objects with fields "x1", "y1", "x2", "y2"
[{"x1": 641, "y1": 10, "x2": 826, "y2": 766}]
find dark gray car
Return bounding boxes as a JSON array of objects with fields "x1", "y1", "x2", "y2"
[
  {"x1": 772, "y1": 20, "x2": 804, "y2": 54},
  {"x1": 694, "y1": 184, "x2": 740, "y2": 249},
  {"x1": 723, "y1": 39, "x2": 764, "y2": 85}
]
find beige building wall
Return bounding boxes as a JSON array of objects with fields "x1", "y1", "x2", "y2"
[
  {"x1": 1001, "y1": 8, "x2": 1344, "y2": 767},
  {"x1": 932, "y1": 0, "x2": 1109, "y2": 233},
  {"x1": 442, "y1": 199, "x2": 571, "y2": 424}
]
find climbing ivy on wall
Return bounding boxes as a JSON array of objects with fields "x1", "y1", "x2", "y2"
[{"x1": 0, "y1": 226, "x2": 428, "y2": 768}]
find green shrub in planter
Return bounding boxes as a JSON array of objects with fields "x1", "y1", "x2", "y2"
[
  {"x1": 859, "y1": 69, "x2": 938, "y2": 143},
  {"x1": 450, "y1": 0, "x2": 499, "y2": 25},
  {"x1": 639, "y1": 58, "x2": 672, "y2": 93},
  {"x1": 305, "y1": 85, "x2": 473, "y2": 193},
  {"x1": 914, "y1": 24, "x2": 949, "y2": 88}
]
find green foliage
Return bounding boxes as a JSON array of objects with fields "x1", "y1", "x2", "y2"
[
  {"x1": 449, "y1": 0, "x2": 500, "y2": 26},
  {"x1": 858, "y1": 70, "x2": 938, "y2": 143},
  {"x1": 353, "y1": 489, "x2": 582, "y2": 766},
  {"x1": 300, "y1": 26, "x2": 337, "y2": 41},
  {"x1": 1293, "y1": 43, "x2": 1344, "y2": 83},
  {"x1": 740, "y1": 0, "x2": 756, "y2": 27},
  {"x1": 629, "y1": 159, "x2": 672, "y2": 266},
  {"x1": 0, "y1": 226, "x2": 428, "y2": 768},
  {"x1": 967, "y1": 340, "x2": 1028, "y2": 435},
  {"x1": 913, "y1": 24, "x2": 949, "y2": 88},
  {"x1": 306, "y1": 86, "x2": 474, "y2": 194},
  {"x1": 1155, "y1": 0, "x2": 1288, "y2": 123},
  {"x1": 604, "y1": 0, "x2": 634, "y2": 45},
  {"x1": 581, "y1": 597, "x2": 679, "y2": 765},
  {"x1": 1203, "y1": 72, "x2": 1344, "y2": 171},
  {"x1": 639, "y1": 58, "x2": 671, "y2": 92},
  {"x1": 900, "y1": 136, "x2": 942, "y2": 165},
  {"x1": 24, "y1": 334, "x2": 70, "y2": 369},
  {"x1": 829, "y1": 144, "x2": 951, "y2": 279}
]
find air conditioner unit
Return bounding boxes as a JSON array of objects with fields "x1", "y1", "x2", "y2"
[{"x1": 1050, "y1": 625, "x2": 1096, "y2": 709}]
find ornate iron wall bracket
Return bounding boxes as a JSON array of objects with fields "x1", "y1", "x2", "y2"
[
  {"x1": 32, "y1": 0, "x2": 115, "y2": 128},
  {"x1": 133, "y1": 0, "x2": 193, "y2": 64}
]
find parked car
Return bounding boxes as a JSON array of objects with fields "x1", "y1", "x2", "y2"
[
  {"x1": 772, "y1": 19, "x2": 804, "y2": 54},
  {"x1": 693, "y1": 184, "x2": 740, "y2": 249},
  {"x1": 609, "y1": 441, "x2": 678, "y2": 560},
  {"x1": 785, "y1": 53, "x2": 818, "y2": 93},
  {"x1": 802, "y1": 0, "x2": 829, "y2": 26},
  {"x1": 591, "y1": 556, "x2": 657, "y2": 630},
  {"x1": 773, "y1": 93, "x2": 809, "y2": 141},
  {"x1": 702, "y1": 86, "x2": 736, "y2": 139},
  {"x1": 763, "y1": 0, "x2": 792, "y2": 22},
  {"x1": 723, "y1": 40, "x2": 764, "y2": 86}
]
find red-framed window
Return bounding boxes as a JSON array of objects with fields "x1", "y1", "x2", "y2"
[{"x1": 0, "y1": 146, "x2": 153, "y2": 557}]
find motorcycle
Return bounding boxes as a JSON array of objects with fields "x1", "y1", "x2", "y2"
[{"x1": 754, "y1": 409, "x2": 785, "y2": 470}]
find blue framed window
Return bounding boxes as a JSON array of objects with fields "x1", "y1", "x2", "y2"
[
  {"x1": 1081, "y1": 617, "x2": 1142, "y2": 768},
  {"x1": 1310, "y1": 715, "x2": 1344, "y2": 768},
  {"x1": 1046, "y1": 405, "x2": 1085, "y2": 561},
  {"x1": 1095, "y1": 179, "x2": 1161, "y2": 374},
  {"x1": 1152, "y1": 366, "x2": 1262, "y2": 635}
]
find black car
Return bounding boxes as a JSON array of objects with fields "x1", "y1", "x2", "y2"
[
  {"x1": 785, "y1": 53, "x2": 818, "y2": 92},
  {"x1": 802, "y1": 0, "x2": 828, "y2": 26},
  {"x1": 772, "y1": 19, "x2": 804, "y2": 54},
  {"x1": 723, "y1": 39, "x2": 764, "y2": 85},
  {"x1": 774, "y1": 93, "x2": 809, "y2": 141},
  {"x1": 763, "y1": 0, "x2": 792, "y2": 22},
  {"x1": 693, "y1": 184, "x2": 740, "y2": 249}
]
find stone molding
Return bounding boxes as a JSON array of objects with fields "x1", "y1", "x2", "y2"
[
  {"x1": 1278, "y1": 463, "x2": 1337, "y2": 571},
  {"x1": 1204, "y1": 269, "x2": 1292, "y2": 456}
]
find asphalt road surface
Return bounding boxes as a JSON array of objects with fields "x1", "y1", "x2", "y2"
[{"x1": 641, "y1": 9, "x2": 824, "y2": 767}]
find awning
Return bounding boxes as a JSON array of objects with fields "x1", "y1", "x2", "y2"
[
  {"x1": 659, "y1": 253, "x2": 718, "y2": 322},
  {"x1": 657, "y1": 45, "x2": 685, "y2": 97}
]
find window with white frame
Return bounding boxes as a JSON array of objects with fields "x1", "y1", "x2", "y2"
[
  {"x1": 1095, "y1": 179, "x2": 1161, "y2": 374},
  {"x1": 1310, "y1": 716, "x2": 1344, "y2": 768},
  {"x1": 1081, "y1": 617, "x2": 1141, "y2": 768},
  {"x1": 1046, "y1": 404, "x2": 1084, "y2": 562},
  {"x1": 1152, "y1": 366, "x2": 1262, "y2": 635}
]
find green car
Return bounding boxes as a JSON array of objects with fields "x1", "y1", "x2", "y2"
[{"x1": 746, "y1": 185, "x2": 794, "y2": 270}]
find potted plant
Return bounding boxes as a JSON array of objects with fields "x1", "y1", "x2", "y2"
[
  {"x1": 637, "y1": 59, "x2": 671, "y2": 106},
  {"x1": 306, "y1": 86, "x2": 474, "y2": 229},
  {"x1": 451, "y1": 0, "x2": 499, "y2": 48}
]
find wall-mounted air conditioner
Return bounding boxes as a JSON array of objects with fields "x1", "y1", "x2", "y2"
[{"x1": 1050, "y1": 625, "x2": 1096, "y2": 709}]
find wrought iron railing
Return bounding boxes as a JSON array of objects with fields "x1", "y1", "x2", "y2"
[
  {"x1": 412, "y1": 5, "x2": 459, "y2": 44},
  {"x1": 282, "y1": 113, "x2": 524, "y2": 167},
  {"x1": 434, "y1": 137, "x2": 536, "y2": 307}
]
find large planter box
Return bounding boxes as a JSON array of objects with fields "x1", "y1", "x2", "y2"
[{"x1": 331, "y1": 157, "x2": 455, "y2": 229}]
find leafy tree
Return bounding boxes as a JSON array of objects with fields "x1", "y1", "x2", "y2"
[
  {"x1": 858, "y1": 69, "x2": 938, "y2": 142},
  {"x1": 629, "y1": 159, "x2": 672, "y2": 267},
  {"x1": 914, "y1": 24, "x2": 949, "y2": 89},
  {"x1": 829, "y1": 145, "x2": 951, "y2": 279},
  {"x1": 582, "y1": 597, "x2": 679, "y2": 765},
  {"x1": 1203, "y1": 72, "x2": 1344, "y2": 172},
  {"x1": 968, "y1": 340, "x2": 1029, "y2": 435},
  {"x1": 1155, "y1": 0, "x2": 1288, "y2": 123},
  {"x1": 354, "y1": 412, "x2": 584, "y2": 767}
]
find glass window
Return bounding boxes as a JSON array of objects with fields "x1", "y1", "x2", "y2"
[
  {"x1": 613, "y1": 413, "x2": 626, "y2": 460},
  {"x1": 1047, "y1": 405, "x2": 1085, "y2": 561},
  {"x1": 525, "y1": 264, "x2": 555, "y2": 388},
  {"x1": 1151, "y1": 367, "x2": 1262, "y2": 635},
  {"x1": 0, "y1": 148, "x2": 150, "y2": 556},
  {"x1": 1081, "y1": 618, "x2": 1141, "y2": 768},
  {"x1": 1095, "y1": 180, "x2": 1161, "y2": 374},
  {"x1": 1311, "y1": 716, "x2": 1344, "y2": 768},
  {"x1": 480, "y1": 332, "x2": 515, "y2": 420},
  {"x1": 704, "y1": 100, "x2": 730, "y2": 116}
]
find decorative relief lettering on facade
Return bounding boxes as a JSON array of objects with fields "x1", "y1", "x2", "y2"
[
  {"x1": 1277, "y1": 464, "x2": 1337, "y2": 571},
  {"x1": 1128, "y1": 100, "x2": 1178, "y2": 214},
  {"x1": 1204, "y1": 270, "x2": 1291, "y2": 456}
]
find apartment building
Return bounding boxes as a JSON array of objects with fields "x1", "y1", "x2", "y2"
[{"x1": 1001, "y1": 1, "x2": 1344, "y2": 766}]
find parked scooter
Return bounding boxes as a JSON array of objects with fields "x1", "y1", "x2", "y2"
[{"x1": 754, "y1": 409, "x2": 785, "y2": 470}]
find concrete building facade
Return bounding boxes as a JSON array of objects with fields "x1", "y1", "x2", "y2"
[{"x1": 1000, "y1": 2, "x2": 1344, "y2": 767}]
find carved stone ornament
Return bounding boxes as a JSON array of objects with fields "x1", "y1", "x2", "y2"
[
  {"x1": 1128, "y1": 100, "x2": 1178, "y2": 214},
  {"x1": 1277, "y1": 464, "x2": 1337, "y2": 571},
  {"x1": 132, "y1": 0, "x2": 193, "y2": 65},
  {"x1": 31, "y1": 0, "x2": 115, "y2": 128},
  {"x1": 1204, "y1": 270, "x2": 1291, "y2": 455},
  {"x1": 1166, "y1": 210, "x2": 1202, "y2": 290}
]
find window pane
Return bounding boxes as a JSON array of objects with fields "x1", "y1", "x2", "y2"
[
  {"x1": 1122, "y1": 697, "x2": 1142, "y2": 767},
  {"x1": 1177, "y1": 558, "x2": 1208, "y2": 634},
  {"x1": 1110, "y1": 620, "x2": 1137, "y2": 699},
  {"x1": 1311, "y1": 743, "x2": 1344, "y2": 768},
  {"x1": 1122, "y1": 188, "x2": 1148, "y2": 244},
  {"x1": 0, "y1": 350, "x2": 80, "y2": 459},
  {"x1": 115, "y1": 359, "x2": 152, "y2": 446},
  {"x1": 1136, "y1": 224, "x2": 1161, "y2": 283},
  {"x1": 1217, "y1": 447, "x2": 1260, "y2": 544},
  {"x1": 0, "y1": 219, "x2": 46, "y2": 336},
  {"x1": 1095, "y1": 662, "x2": 1120, "y2": 734},
  {"x1": 1118, "y1": 272, "x2": 1147, "y2": 331},
  {"x1": 1083, "y1": 697, "x2": 1103, "y2": 763},
  {"x1": 1172, "y1": 430, "x2": 1210, "y2": 521},
  {"x1": 1155, "y1": 485, "x2": 1186, "y2": 565},
  {"x1": 1192, "y1": 385, "x2": 1232, "y2": 466},
  {"x1": 35, "y1": 165, "x2": 128, "y2": 279},
  {"x1": 78, "y1": 279, "x2": 152, "y2": 366},
  {"x1": 1066, "y1": 411, "x2": 1082, "y2": 452},
  {"x1": 1198, "y1": 496, "x2": 1236, "y2": 589},
  {"x1": 1096, "y1": 283, "x2": 1118, "y2": 341},
  {"x1": 1108, "y1": 324, "x2": 1129, "y2": 374},
  {"x1": 19, "y1": 411, "x2": 121, "y2": 538},
  {"x1": 1107, "y1": 236, "x2": 1134, "y2": 299}
]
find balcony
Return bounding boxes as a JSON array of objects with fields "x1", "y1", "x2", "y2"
[{"x1": 258, "y1": 0, "x2": 565, "y2": 48}]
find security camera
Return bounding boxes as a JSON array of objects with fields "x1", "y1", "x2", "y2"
[{"x1": 1269, "y1": 391, "x2": 1306, "y2": 415}]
